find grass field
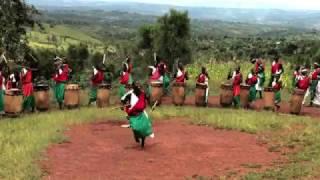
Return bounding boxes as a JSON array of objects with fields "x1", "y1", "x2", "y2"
[
  {"x1": 27, "y1": 24, "x2": 104, "y2": 51},
  {"x1": 0, "y1": 106, "x2": 319, "y2": 179}
]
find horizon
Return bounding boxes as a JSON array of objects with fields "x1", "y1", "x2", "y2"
[{"x1": 29, "y1": 0, "x2": 320, "y2": 11}]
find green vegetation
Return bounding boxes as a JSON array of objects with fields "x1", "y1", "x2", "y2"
[{"x1": 0, "y1": 106, "x2": 319, "y2": 179}]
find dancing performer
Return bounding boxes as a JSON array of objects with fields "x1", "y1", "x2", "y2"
[
  {"x1": 121, "y1": 82, "x2": 154, "y2": 148},
  {"x1": 173, "y1": 62, "x2": 188, "y2": 83},
  {"x1": 119, "y1": 62, "x2": 132, "y2": 98},
  {"x1": 272, "y1": 75, "x2": 282, "y2": 111},
  {"x1": 269, "y1": 56, "x2": 284, "y2": 87}
]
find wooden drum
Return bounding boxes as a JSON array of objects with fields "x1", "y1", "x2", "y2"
[
  {"x1": 290, "y1": 88, "x2": 305, "y2": 115},
  {"x1": 64, "y1": 84, "x2": 80, "y2": 109},
  {"x1": 150, "y1": 81, "x2": 163, "y2": 106},
  {"x1": 220, "y1": 83, "x2": 233, "y2": 107},
  {"x1": 240, "y1": 84, "x2": 250, "y2": 107},
  {"x1": 97, "y1": 84, "x2": 111, "y2": 108},
  {"x1": 34, "y1": 84, "x2": 50, "y2": 111},
  {"x1": 195, "y1": 83, "x2": 208, "y2": 107},
  {"x1": 172, "y1": 82, "x2": 186, "y2": 106},
  {"x1": 264, "y1": 87, "x2": 274, "y2": 110},
  {"x1": 4, "y1": 89, "x2": 23, "y2": 115}
]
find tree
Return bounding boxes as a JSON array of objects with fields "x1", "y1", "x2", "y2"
[
  {"x1": 137, "y1": 9, "x2": 192, "y2": 71},
  {"x1": 154, "y1": 9, "x2": 191, "y2": 71},
  {"x1": 0, "y1": 0, "x2": 39, "y2": 59}
]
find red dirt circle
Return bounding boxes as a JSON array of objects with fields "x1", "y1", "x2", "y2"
[{"x1": 43, "y1": 120, "x2": 281, "y2": 180}]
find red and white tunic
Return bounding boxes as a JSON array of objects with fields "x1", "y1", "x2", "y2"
[
  {"x1": 232, "y1": 72, "x2": 242, "y2": 96},
  {"x1": 271, "y1": 61, "x2": 283, "y2": 75},
  {"x1": 149, "y1": 66, "x2": 162, "y2": 82},
  {"x1": 311, "y1": 68, "x2": 320, "y2": 81},
  {"x1": 246, "y1": 73, "x2": 258, "y2": 86},
  {"x1": 120, "y1": 71, "x2": 130, "y2": 85},
  {"x1": 124, "y1": 91, "x2": 147, "y2": 116},
  {"x1": 21, "y1": 68, "x2": 33, "y2": 96},
  {"x1": 91, "y1": 68, "x2": 104, "y2": 86},
  {"x1": 53, "y1": 64, "x2": 70, "y2": 83},
  {"x1": 175, "y1": 69, "x2": 187, "y2": 83},
  {"x1": 297, "y1": 75, "x2": 310, "y2": 91},
  {"x1": 197, "y1": 73, "x2": 209, "y2": 85}
]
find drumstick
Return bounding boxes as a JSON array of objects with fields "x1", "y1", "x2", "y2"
[{"x1": 151, "y1": 100, "x2": 158, "y2": 112}]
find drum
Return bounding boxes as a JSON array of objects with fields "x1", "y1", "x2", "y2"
[
  {"x1": 34, "y1": 84, "x2": 50, "y2": 111},
  {"x1": 290, "y1": 88, "x2": 306, "y2": 115},
  {"x1": 240, "y1": 84, "x2": 250, "y2": 108},
  {"x1": 97, "y1": 84, "x2": 111, "y2": 108},
  {"x1": 172, "y1": 82, "x2": 186, "y2": 106},
  {"x1": 150, "y1": 81, "x2": 163, "y2": 106},
  {"x1": 195, "y1": 83, "x2": 208, "y2": 107},
  {"x1": 264, "y1": 87, "x2": 274, "y2": 110},
  {"x1": 4, "y1": 89, "x2": 23, "y2": 115},
  {"x1": 220, "y1": 83, "x2": 233, "y2": 107},
  {"x1": 64, "y1": 84, "x2": 80, "y2": 109}
]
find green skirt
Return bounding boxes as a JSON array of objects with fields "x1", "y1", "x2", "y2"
[
  {"x1": 89, "y1": 86, "x2": 98, "y2": 103},
  {"x1": 23, "y1": 95, "x2": 35, "y2": 110},
  {"x1": 54, "y1": 83, "x2": 65, "y2": 103},
  {"x1": 275, "y1": 90, "x2": 281, "y2": 104},
  {"x1": 0, "y1": 90, "x2": 4, "y2": 112},
  {"x1": 119, "y1": 84, "x2": 126, "y2": 98},
  {"x1": 163, "y1": 74, "x2": 170, "y2": 91},
  {"x1": 129, "y1": 112, "x2": 153, "y2": 138},
  {"x1": 248, "y1": 86, "x2": 256, "y2": 102},
  {"x1": 310, "y1": 80, "x2": 318, "y2": 100}
]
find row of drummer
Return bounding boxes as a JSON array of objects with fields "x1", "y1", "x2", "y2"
[{"x1": 1, "y1": 55, "x2": 320, "y2": 115}]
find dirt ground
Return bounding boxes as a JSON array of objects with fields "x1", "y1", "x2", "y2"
[{"x1": 43, "y1": 120, "x2": 282, "y2": 180}]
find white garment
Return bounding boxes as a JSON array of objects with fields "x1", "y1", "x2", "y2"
[
  {"x1": 313, "y1": 82, "x2": 320, "y2": 106},
  {"x1": 255, "y1": 74, "x2": 264, "y2": 91}
]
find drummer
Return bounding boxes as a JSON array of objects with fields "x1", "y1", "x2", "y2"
[
  {"x1": 88, "y1": 64, "x2": 105, "y2": 106},
  {"x1": 147, "y1": 60, "x2": 165, "y2": 99},
  {"x1": 126, "y1": 56, "x2": 133, "y2": 74},
  {"x1": 196, "y1": 67, "x2": 210, "y2": 105},
  {"x1": 7, "y1": 71, "x2": 19, "y2": 90},
  {"x1": 20, "y1": 65, "x2": 35, "y2": 112},
  {"x1": 269, "y1": 56, "x2": 284, "y2": 87},
  {"x1": 0, "y1": 70, "x2": 5, "y2": 114},
  {"x1": 155, "y1": 56, "x2": 170, "y2": 94},
  {"x1": 309, "y1": 63, "x2": 320, "y2": 106},
  {"x1": 231, "y1": 66, "x2": 243, "y2": 108},
  {"x1": 52, "y1": 57, "x2": 71, "y2": 109},
  {"x1": 256, "y1": 65, "x2": 265, "y2": 99},
  {"x1": 272, "y1": 75, "x2": 282, "y2": 111},
  {"x1": 119, "y1": 62, "x2": 132, "y2": 98},
  {"x1": 173, "y1": 62, "x2": 188, "y2": 83},
  {"x1": 296, "y1": 69, "x2": 311, "y2": 92},
  {"x1": 246, "y1": 68, "x2": 258, "y2": 107}
]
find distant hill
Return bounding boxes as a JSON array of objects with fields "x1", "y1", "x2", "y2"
[{"x1": 27, "y1": 1, "x2": 320, "y2": 29}]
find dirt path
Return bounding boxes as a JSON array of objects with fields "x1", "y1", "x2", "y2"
[
  {"x1": 43, "y1": 120, "x2": 281, "y2": 180},
  {"x1": 161, "y1": 96, "x2": 320, "y2": 118}
]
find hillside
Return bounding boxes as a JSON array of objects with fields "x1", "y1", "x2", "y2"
[{"x1": 27, "y1": 1, "x2": 320, "y2": 29}]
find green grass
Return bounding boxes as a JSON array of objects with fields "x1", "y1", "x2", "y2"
[{"x1": 27, "y1": 24, "x2": 104, "y2": 51}]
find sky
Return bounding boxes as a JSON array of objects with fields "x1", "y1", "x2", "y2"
[{"x1": 97, "y1": 0, "x2": 320, "y2": 10}]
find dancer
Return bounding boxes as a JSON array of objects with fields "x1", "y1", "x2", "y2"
[
  {"x1": 309, "y1": 63, "x2": 320, "y2": 106},
  {"x1": 0, "y1": 70, "x2": 5, "y2": 114},
  {"x1": 121, "y1": 82, "x2": 154, "y2": 148}
]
